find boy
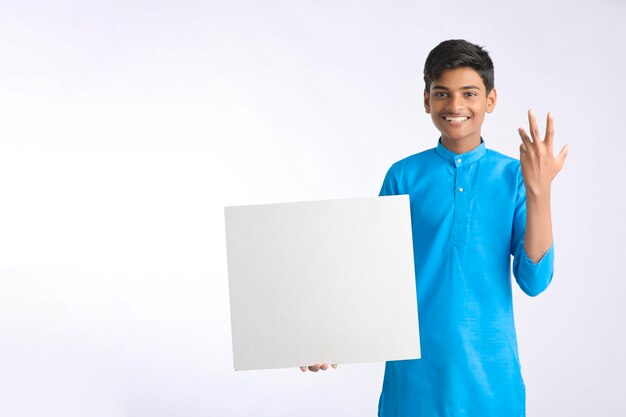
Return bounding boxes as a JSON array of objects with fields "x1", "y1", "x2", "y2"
[{"x1": 302, "y1": 39, "x2": 568, "y2": 417}]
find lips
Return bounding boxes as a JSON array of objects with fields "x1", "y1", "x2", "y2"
[{"x1": 444, "y1": 116, "x2": 470, "y2": 122}]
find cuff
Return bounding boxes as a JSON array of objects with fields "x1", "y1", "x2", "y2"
[
  {"x1": 522, "y1": 241, "x2": 555, "y2": 265},
  {"x1": 515, "y1": 241, "x2": 555, "y2": 296}
]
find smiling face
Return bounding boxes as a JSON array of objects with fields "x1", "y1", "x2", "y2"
[{"x1": 424, "y1": 66, "x2": 497, "y2": 154}]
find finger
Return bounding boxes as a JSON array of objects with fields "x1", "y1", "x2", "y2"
[
  {"x1": 300, "y1": 366, "x2": 307, "y2": 372},
  {"x1": 321, "y1": 364, "x2": 329, "y2": 371},
  {"x1": 527, "y1": 109, "x2": 540, "y2": 143},
  {"x1": 556, "y1": 144, "x2": 570, "y2": 168},
  {"x1": 519, "y1": 143, "x2": 527, "y2": 153},
  {"x1": 309, "y1": 364, "x2": 321, "y2": 372},
  {"x1": 331, "y1": 364, "x2": 338, "y2": 369},
  {"x1": 544, "y1": 112, "x2": 554, "y2": 153},
  {"x1": 518, "y1": 127, "x2": 532, "y2": 150}
]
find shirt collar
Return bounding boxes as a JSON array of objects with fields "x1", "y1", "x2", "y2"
[{"x1": 435, "y1": 137, "x2": 487, "y2": 168}]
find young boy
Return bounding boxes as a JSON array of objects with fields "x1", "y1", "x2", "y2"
[{"x1": 302, "y1": 39, "x2": 568, "y2": 417}]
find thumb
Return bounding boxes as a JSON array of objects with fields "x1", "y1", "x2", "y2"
[{"x1": 557, "y1": 144, "x2": 570, "y2": 168}]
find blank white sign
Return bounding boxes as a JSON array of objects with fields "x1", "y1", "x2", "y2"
[{"x1": 224, "y1": 195, "x2": 420, "y2": 371}]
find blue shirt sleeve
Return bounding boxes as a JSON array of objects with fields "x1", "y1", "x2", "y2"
[
  {"x1": 510, "y1": 164, "x2": 555, "y2": 296},
  {"x1": 379, "y1": 164, "x2": 399, "y2": 197}
]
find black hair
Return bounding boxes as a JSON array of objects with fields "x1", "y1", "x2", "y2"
[{"x1": 423, "y1": 39, "x2": 495, "y2": 93}]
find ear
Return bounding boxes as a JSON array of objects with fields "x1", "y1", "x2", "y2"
[
  {"x1": 424, "y1": 89, "x2": 431, "y2": 114},
  {"x1": 486, "y1": 88, "x2": 497, "y2": 113}
]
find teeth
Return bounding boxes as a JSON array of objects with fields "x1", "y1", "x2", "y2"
[{"x1": 445, "y1": 116, "x2": 468, "y2": 122}]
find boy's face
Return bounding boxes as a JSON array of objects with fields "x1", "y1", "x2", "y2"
[{"x1": 424, "y1": 67, "x2": 497, "y2": 152}]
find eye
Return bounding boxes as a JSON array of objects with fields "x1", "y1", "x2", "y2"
[
  {"x1": 465, "y1": 91, "x2": 478, "y2": 97},
  {"x1": 434, "y1": 92, "x2": 448, "y2": 97}
]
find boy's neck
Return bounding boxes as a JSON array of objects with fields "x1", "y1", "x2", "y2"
[{"x1": 439, "y1": 136, "x2": 483, "y2": 155}]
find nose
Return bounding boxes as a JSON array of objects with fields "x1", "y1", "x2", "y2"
[{"x1": 449, "y1": 93, "x2": 464, "y2": 110}]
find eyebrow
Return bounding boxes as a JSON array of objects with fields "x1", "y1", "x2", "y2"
[{"x1": 432, "y1": 85, "x2": 482, "y2": 90}]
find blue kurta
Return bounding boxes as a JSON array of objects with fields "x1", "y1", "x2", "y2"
[{"x1": 377, "y1": 139, "x2": 554, "y2": 417}]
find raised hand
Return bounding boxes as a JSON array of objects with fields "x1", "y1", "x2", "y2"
[
  {"x1": 517, "y1": 109, "x2": 569, "y2": 196},
  {"x1": 300, "y1": 363, "x2": 338, "y2": 372}
]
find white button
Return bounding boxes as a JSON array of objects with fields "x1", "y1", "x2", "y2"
[
  {"x1": 459, "y1": 187, "x2": 464, "y2": 192},
  {"x1": 457, "y1": 158, "x2": 462, "y2": 163}
]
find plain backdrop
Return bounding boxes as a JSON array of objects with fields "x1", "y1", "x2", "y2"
[{"x1": 0, "y1": 1, "x2": 624, "y2": 416}]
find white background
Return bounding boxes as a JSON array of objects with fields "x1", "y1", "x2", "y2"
[{"x1": 0, "y1": 1, "x2": 624, "y2": 416}]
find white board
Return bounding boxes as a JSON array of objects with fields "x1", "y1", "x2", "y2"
[{"x1": 224, "y1": 195, "x2": 420, "y2": 371}]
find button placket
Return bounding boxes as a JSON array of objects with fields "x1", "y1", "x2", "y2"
[{"x1": 452, "y1": 161, "x2": 469, "y2": 247}]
